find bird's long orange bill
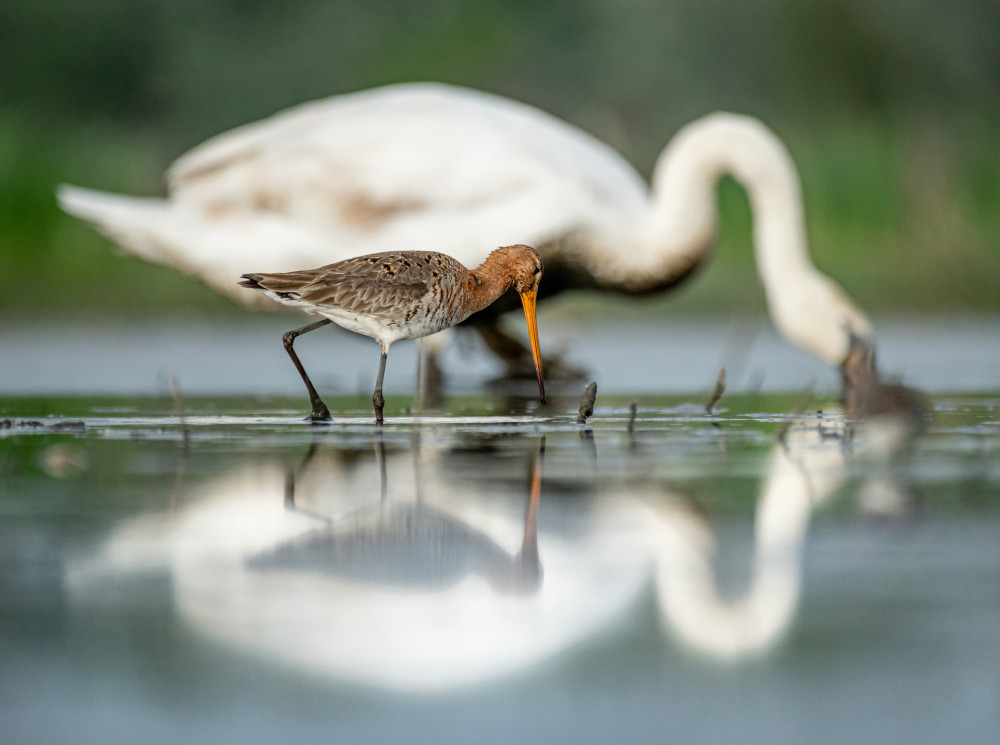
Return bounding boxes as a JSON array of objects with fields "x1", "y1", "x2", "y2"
[{"x1": 519, "y1": 290, "x2": 546, "y2": 404}]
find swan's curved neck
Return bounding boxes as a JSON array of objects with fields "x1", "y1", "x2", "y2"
[
  {"x1": 579, "y1": 113, "x2": 871, "y2": 365},
  {"x1": 644, "y1": 113, "x2": 812, "y2": 291}
]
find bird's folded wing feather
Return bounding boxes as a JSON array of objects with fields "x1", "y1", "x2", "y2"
[
  {"x1": 298, "y1": 275, "x2": 430, "y2": 318},
  {"x1": 251, "y1": 251, "x2": 472, "y2": 317}
]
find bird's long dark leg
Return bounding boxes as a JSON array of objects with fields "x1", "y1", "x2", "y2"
[
  {"x1": 282, "y1": 319, "x2": 333, "y2": 422},
  {"x1": 372, "y1": 343, "x2": 389, "y2": 425}
]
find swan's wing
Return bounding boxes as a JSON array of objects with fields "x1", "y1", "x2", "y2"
[
  {"x1": 167, "y1": 83, "x2": 650, "y2": 266},
  {"x1": 60, "y1": 83, "x2": 650, "y2": 307}
]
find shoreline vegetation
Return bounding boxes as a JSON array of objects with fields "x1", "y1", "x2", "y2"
[
  {"x1": 2, "y1": 112, "x2": 996, "y2": 317},
  {"x1": 1, "y1": 0, "x2": 997, "y2": 317}
]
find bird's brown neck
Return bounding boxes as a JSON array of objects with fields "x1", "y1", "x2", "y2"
[{"x1": 466, "y1": 264, "x2": 514, "y2": 315}]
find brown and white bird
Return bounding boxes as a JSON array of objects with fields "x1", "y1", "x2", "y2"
[{"x1": 239, "y1": 244, "x2": 546, "y2": 423}]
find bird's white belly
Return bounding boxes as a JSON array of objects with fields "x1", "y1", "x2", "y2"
[{"x1": 317, "y1": 306, "x2": 450, "y2": 347}]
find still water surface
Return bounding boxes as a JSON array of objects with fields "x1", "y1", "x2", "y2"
[
  {"x1": 1, "y1": 387, "x2": 997, "y2": 745},
  {"x1": 3, "y1": 314, "x2": 998, "y2": 395}
]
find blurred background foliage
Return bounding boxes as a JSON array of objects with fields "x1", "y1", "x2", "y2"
[{"x1": 1, "y1": 0, "x2": 998, "y2": 317}]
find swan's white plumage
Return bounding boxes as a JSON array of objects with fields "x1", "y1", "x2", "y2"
[{"x1": 58, "y1": 81, "x2": 871, "y2": 364}]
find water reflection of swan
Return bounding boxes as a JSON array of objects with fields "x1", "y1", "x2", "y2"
[
  {"x1": 647, "y1": 417, "x2": 847, "y2": 658},
  {"x1": 64, "y1": 394, "x2": 924, "y2": 681},
  {"x1": 65, "y1": 434, "x2": 651, "y2": 691},
  {"x1": 59, "y1": 82, "x2": 871, "y2": 370},
  {"x1": 644, "y1": 383, "x2": 924, "y2": 658}
]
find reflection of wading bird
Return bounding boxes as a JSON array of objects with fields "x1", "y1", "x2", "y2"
[
  {"x1": 239, "y1": 244, "x2": 545, "y2": 422},
  {"x1": 250, "y1": 435, "x2": 544, "y2": 594},
  {"x1": 65, "y1": 436, "x2": 655, "y2": 691},
  {"x1": 58, "y1": 82, "x2": 872, "y2": 375}
]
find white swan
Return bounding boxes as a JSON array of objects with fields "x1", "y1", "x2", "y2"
[{"x1": 58, "y1": 82, "x2": 871, "y2": 367}]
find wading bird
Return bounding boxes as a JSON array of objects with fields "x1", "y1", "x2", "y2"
[
  {"x1": 239, "y1": 244, "x2": 546, "y2": 423},
  {"x1": 59, "y1": 82, "x2": 872, "y2": 377}
]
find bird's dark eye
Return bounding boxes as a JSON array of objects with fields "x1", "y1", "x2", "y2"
[{"x1": 533, "y1": 266, "x2": 541, "y2": 275}]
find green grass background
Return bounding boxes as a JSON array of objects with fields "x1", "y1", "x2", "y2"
[{"x1": 1, "y1": 0, "x2": 997, "y2": 318}]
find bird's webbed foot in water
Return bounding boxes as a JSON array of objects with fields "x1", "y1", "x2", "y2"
[
  {"x1": 473, "y1": 322, "x2": 586, "y2": 383},
  {"x1": 308, "y1": 400, "x2": 333, "y2": 423}
]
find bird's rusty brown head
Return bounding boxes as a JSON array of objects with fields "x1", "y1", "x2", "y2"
[
  {"x1": 492, "y1": 244, "x2": 544, "y2": 294},
  {"x1": 486, "y1": 244, "x2": 546, "y2": 404}
]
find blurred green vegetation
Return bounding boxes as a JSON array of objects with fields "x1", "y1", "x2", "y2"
[{"x1": 1, "y1": 0, "x2": 998, "y2": 317}]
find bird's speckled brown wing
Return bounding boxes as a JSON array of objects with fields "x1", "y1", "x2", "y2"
[{"x1": 244, "y1": 250, "x2": 471, "y2": 321}]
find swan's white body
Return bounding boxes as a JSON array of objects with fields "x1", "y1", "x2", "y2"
[{"x1": 59, "y1": 82, "x2": 871, "y2": 365}]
